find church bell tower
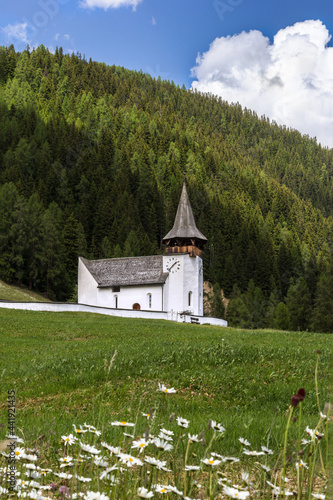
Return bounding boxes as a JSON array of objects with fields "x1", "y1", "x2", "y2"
[
  {"x1": 162, "y1": 181, "x2": 207, "y2": 258},
  {"x1": 162, "y1": 181, "x2": 207, "y2": 317}
]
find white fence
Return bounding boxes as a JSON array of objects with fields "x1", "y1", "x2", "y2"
[{"x1": 0, "y1": 301, "x2": 228, "y2": 327}]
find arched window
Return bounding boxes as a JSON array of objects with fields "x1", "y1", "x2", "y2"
[
  {"x1": 188, "y1": 291, "x2": 192, "y2": 307},
  {"x1": 114, "y1": 295, "x2": 118, "y2": 309},
  {"x1": 147, "y1": 293, "x2": 152, "y2": 309}
]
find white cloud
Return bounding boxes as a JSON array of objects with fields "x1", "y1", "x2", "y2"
[
  {"x1": 191, "y1": 20, "x2": 333, "y2": 148},
  {"x1": 64, "y1": 34, "x2": 71, "y2": 40},
  {"x1": 1, "y1": 22, "x2": 33, "y2": 44},
  {"x1": 152, "y1": 16, "x2": 156, "y2": 26},
  {"x1": 79, "y1": 0, "x2": 143, "y2": 10}
]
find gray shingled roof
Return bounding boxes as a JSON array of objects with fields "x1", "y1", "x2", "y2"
[
  {"x1": 81, "y1": 255, "x2": 168, "y2": 287},
  {"x1": 163, "y1": 182, "x2": 207, "y2": 242}
]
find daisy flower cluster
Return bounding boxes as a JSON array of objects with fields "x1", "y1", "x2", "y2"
[{"x1": 0, "y1": 383, "x2": 328, "y2": 499}]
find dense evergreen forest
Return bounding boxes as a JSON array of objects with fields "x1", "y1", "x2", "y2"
[{"x1": 0, "y1": 44, "x2": 333, "y2": 332}]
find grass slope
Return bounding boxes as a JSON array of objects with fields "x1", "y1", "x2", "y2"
[
  {"x1": 0, "y1": 309, "x2": 331, "y2": 458},
  {"x1": 0, "y1": 279, "x2": 50, "y2": 302}
]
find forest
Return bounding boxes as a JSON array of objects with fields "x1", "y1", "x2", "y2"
[{"x1": 0, "y1": 44, "x2": 332, "y2": 332}]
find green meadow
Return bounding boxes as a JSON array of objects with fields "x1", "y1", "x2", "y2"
[{"x1": 0, "y1": 308, "x2": 331, "y2": 498}]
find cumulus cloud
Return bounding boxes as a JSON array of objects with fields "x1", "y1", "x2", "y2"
[
  {"x1": 1, "y1": 22, "x2": 32, "y2": 44},
  {"x1": 79, "y1": 0, "x2": 143, "y2": 10},
  {"x1": 191, "y1": 20, "x2": 333, "y2": 148}
]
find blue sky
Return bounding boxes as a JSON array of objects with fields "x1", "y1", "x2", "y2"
[{"x1": 1, "y1": 0, "x2": 333, "y2": 146}]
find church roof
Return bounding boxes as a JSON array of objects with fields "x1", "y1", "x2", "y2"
[
  {"x1": 162, "y1": 182, "x2": 207, "y2": 243},
  {"x1": 80, "y1": 255, "x2": 168, "y2": 288}
]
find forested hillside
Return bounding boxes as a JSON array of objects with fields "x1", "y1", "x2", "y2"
[{"x1": 0, "y1": 44, "x2": 332, "y2": 331}]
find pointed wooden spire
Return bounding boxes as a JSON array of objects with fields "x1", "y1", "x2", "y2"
[{"x1": 163, "y1": 181, "x2": 207, "y2": 257}]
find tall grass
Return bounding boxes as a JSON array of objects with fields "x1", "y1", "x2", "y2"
[{"x1": 0, "y1": 309, "x2": 331, "y2": 498}]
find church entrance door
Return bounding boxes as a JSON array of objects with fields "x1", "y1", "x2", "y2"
[{"x1": 133, "y1": 303, "x2": 141, "y2": 310}]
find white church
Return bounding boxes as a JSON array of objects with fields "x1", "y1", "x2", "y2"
[{"x1": 78, "y1": 182, "x2": 227, "y2": 327}]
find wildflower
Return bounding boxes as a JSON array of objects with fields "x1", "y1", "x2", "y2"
[
  {"x1": 185, "y1": 465, "x2": 200, "y2": 471},
  {"x1": 14, "y1": 447, "x2": 26, "y2": 459},
  {"x1": 101, "y1": 442, "x2": 121, "y2": 455},
  {"x1": 79, "y1": 442, "x2": 101, "y2": 455},
  {"x1": 132, "y1": 438, "x2": 149, "y2": 453},
  {"x1": 160, "y1": 428, "x2": 174, "y2": 436},
  {"x1": 222, "y1": 486, "x2": 250, "y2": 498},
  {"x1": 291, "y1": 388, "x2": 306, "y2": 407},
  {"x1": 111, "y1": 421, "x2": 135, "y2": 427},
  {"x1": 188, "y1": 434, "x2": 202, "y2": 443},
  {"x1": 167, "y1": 485, "x2": 183, "y2": 495},
  {"x1": 76, "y1": 475, "x2": 92, "y2": 482},
  {"x1": 157, "y1": 383, "x2": 176, "y2": 394},
  {"x1": 210, "y1": 420, "x2": 225, "y2": 432},
  {"x1": 83, "y1": 423, "x2": 97, "y2": 431},
  {"x1": 320, "y1": 412, "x2": 327, "y2": 420},
  {"x1": 93, "y1": 457, "x2": 109, "y2": 467},
  {"x1": 141, "y1": 412, "x2": 153, "y2": 420},
  {"x1": 296, "y1": 460, "x2": 309, "y2": 470},
  {"x1": 58, "y1": 456, "x2": 73, "y2": 465},
  {"x1": 177, "y1": 416, "x2": 190, "y2": 428},
  {"x1": 118, "y1": 452, "x2": 143, "y2": 467},
  {"x1": 241, "y1": 472, "x2": 250, "y2": 484},
  {"x1": 153, "y1": 437, "x2": 173, "y2": 451},
  {"x1": 260, "y1": 464, "x2": 271, "y2": 472},
  {"x1": 312, "y1": 494, "x2": 325, "y2": 499},
  {"x1": 202, "y1": 457, "x2": 221, "y2": 466},
  {"x1": 145, "y1": 456, "x2": 167, "y2": 468},
  {"x1": 84, "y1": 492, "x2": 109, "y2": 500},
  {"x1": 243, "y1": 449, "x2": 265, "y2": 456},
  {"x1": 99, "y1": 472, "x2": 119, "y2": 484},
  {"x1": 123, "y1": 432, "x2": 134, "y2": 438},
  {"x1": 238, "y1": 438, "x2": 251, "y2": 447},
  {"x1": 158, "y1": 431, "x2": 173, "y2": 441},
  {"x1": 261, "y1": 445, "x2": 274, "y2": 454},
  {"x1": 61, "y1": 434, "x2": 77, "y2": 446},
  {"x1": 22, "y1": 453, "x2": 38, "y2": 461},
  {"x1": 58, "y1": 485, "x2": 70, "y2": 497},
  {"x1": 153, "y1": 484, "x2": 169, "y2": 494},
  {"x1": 72, "y1": 424, "x2": 88, "y2": 434},
  {"x1": 54, "y1": 472, "x2": 73, "y2": 479},
  {"x1": 138, "y1": 487, "x2": 154, "y2": 498}
]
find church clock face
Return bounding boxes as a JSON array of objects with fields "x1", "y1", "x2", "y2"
[{"x1": 166, "y1": 257, "x2": 181, "y2": 273}]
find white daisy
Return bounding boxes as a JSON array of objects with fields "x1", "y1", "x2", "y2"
[
  {"x1": 261, "y1": 445, "x2": 274, "y2": 454},
  {"x1": 157, "y1": 383, "x2": 176, "y2": 394},
  {"x1": 79, "y1": 442, "x2": 100, "y2": 455},
  {"x1": 188, "y1": 434, "x2": 202, "y2": 443},
  {"x1": 61, "y1": 434, "x2": 77, "y2": 445},
  {"x1": 76, "y1": 475, "x2": 92, "y2": 482},
  {"x1": 238, "y1": 438, "x2": 251, "y2": 447},
  {"x1": 111, "y1": 421, "x2": 135, "y2": 427},
  {"x1": 210, "y1": 420, "x2": 225, "y2": 432},
  {"x1": 153, "y1": 438, "x2": 173, "y2": 451},
  {"x1": 72, "y1": 424, "x2": 88, "y2": 434},
  {"x1": 132, "y1": 438, "x2": 149, "y2": 453},
  {"x1": 201, "y1": 457, "x2": 221, "y2": 466},
  {"x1": 177, "y1": 416, "x2": 190, "y2": 428},
  {"x1": 222, "y1": 486, "x2": 250, "y2": 499},
  {"x1": 243, "y1": 450, "x2": 265, "y2": 456},
  {"x1": 84, "y1": 492, "x2": 109, "y2": 500},
  {"x1": 138, "y1": 486, "x2": 154, "y2": 498},
  {"x1": 185, "y1": 465, "x2": 200, "y2": 471}
]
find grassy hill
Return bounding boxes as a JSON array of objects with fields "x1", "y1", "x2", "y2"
[
  {"x1": 0, "y1": 279, "x2": 50, "y2": 302},
  {"x1": 0, "y1": 308, "x2": 331, "y2": 498}
]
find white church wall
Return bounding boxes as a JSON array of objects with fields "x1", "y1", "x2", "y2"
[
  {"x1": 183, "y1": 255, "x2": 203, "y2": 316},
  {"x1": 78, "y1": 259, "x2": 164, "y2": 311}
]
